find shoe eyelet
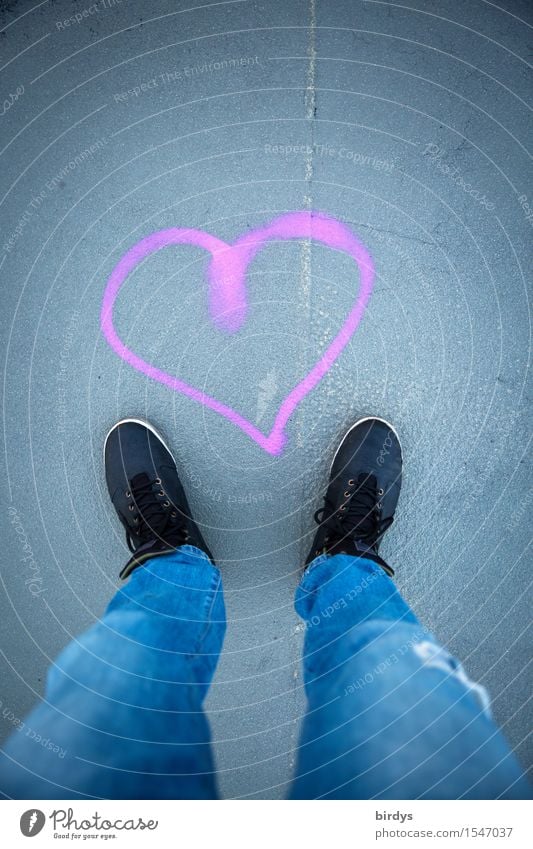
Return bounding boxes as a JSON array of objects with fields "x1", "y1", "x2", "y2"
[
  {"x1": 377, "y1": 502, "x2": 383, "y2": 509},
  {"x1": 348, "y1": 479, "x2": 355, "y2": 486},
  {"x1": 155, "y1": 478, "x2": 161, "y2": 485},
  {"x1": 163, "y1": 501, "x2": 170, "y2": 508},
  {"x1": 339, "y1": 505, "x2": 346, "y2": 512},
  {"x1": 133, "y1": 517, "x2": 139, "y2": 524},
  {"x1": 343, "y1": 490, "x2": 350, "y2": 498},
  {"x1": 158, "y1": 490, "x2": 165, "y2": 497},
  {"x1": 171, "y1": 511, "x2": 177, "y2": 518},
  {"x1": 125, "y1": 490, "x2": 131, "y2": 498},
  {"x1": 128, "y1": 504, "x2": 135, "y2": 511},
  {"x1": 378, "y1": 488, "x2": 384, "y2": 496}
]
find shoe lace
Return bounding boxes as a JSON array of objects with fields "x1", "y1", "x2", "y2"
[
  {"x1": 126, "y1": 473, "x2": 189, "y2": 553},
  {"x1": 313, "y1": 472, "x2": 392, "y2": 548}
]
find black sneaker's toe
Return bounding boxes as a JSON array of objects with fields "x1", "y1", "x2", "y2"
[
  {"x1": 104, "y1": 418, "x2": 176, "y2": 500},
  {"x1": 306, "y1": 417, "x2": 402, "y2": 573},
  {"x1": 330, "y1": 417, "x2": 402, "y2": 522},
  {"x1": 104, "y1": 419, "x2": 180, "y2": 550},
  {"x1": 104, "y1": 418, "x2": 213, "y2": 576}
]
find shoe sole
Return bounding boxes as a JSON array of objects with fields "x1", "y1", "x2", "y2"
[
  {"x1": 103, "y1": 417, "x2": 177, "y2": 468},
  {"x1": 330, "y1": 415, "x2": 402, "y2": 476}
]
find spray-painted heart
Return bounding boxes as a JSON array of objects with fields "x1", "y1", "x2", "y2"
[{"x1": 101, "y1": 211, "x2": 375, "y2": 455}]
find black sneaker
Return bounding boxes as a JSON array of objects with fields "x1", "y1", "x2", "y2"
[
  {"x1": 305, "y1": 417, "x2": 402, "y2": 576},
  {"x1": 104, "y1": 418, "x2": 213, "y2": 579}
]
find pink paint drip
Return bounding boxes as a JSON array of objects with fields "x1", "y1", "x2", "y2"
[{"x1": 100, "y1": 211, "x2": 375, "y2": 455}]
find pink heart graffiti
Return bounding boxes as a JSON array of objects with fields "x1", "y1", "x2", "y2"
[{"x1": 100, "y1": 211, "x2": 375, "y2": 456}]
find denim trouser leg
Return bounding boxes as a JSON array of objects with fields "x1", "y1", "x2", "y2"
[
  {"x1": 290, "y1": 554, "x2": 531, "y2": 800},
  {"x1": 0, "y1": 546, "x2": 225, "y2": 800}
]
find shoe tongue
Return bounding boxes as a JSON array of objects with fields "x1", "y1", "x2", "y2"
[
  {"x1": 130, "y1": 472, "x2": 151, "y2": 489},
  {"x1": 344, "y1": 473, "x2": 379, "y2": 540},
  {"x1": 357, "y1": 472, "x2": 377, "y2": 490}
]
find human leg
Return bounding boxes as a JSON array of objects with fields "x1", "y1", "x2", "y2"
[{"x1": 290, "y1": 418, "x2": 530, "y2": 799}]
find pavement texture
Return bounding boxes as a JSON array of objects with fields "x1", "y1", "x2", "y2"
[{"x1": 0, "y1": 0, "x2": 531, "y2": 799}]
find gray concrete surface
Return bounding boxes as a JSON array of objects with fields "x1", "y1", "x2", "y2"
[{"x1": 0, "y1": 0, "x2": 531, "y2": 798}]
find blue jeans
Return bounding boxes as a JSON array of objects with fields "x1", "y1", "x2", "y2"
[{"x1": 0, "y1": 547, "x2": 529, "y2": 799}]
